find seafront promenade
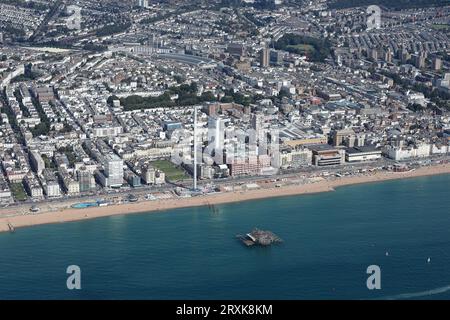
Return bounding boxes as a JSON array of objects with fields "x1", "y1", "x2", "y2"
[{"x1": 0, "y1": 161, "x2": 449, "y2": 233}]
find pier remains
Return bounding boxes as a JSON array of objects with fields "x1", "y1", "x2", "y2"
[{"x1": 237, "y1": 228, "x2": 282, "y2": 246}]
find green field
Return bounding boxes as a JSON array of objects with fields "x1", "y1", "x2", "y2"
[
  {"x1": 431, "y1": 24, "x2": 450, "y2": 31},
  {"x1": 11, "y1": 183, "x2": 27, "y2": 201},
  {"x1": 286, "y1": 44, "x2": 315, "y2": 53},
  {"x1": 150, "y1": 160, "x2": 189, "y2": 181}
]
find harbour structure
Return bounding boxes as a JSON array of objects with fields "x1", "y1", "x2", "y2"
[
  {"x1": 207, "y1": 202, "x2": 219, "y2": 214},
  {"x1": 237, "y1": 228, "x2": 283, "y2": 247},
  {"x1": 7, "y1": 222, "x2": 15, "y2": 233}
]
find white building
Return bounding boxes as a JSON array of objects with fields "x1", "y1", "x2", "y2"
[
  {"x1": 142, "y1": 166, "x2": 166, "y2": 185},
  {"x1": 279, "y1": 147, "x2": 313, "y2": 168},
  {"x1": 406, "y1": 91, "x2": 427, "y2": 107},
  {"x1": 45, "y1": 181, "x2": 61, "y2": 197},
  {"x1": 345, "y1": 147, "x2": 382, "y2": 162},
  {"x1": 92, "y1": 125, "x2": 123, "y2": 138},
  {"x1": 208, "y1": 116, "x2": 227, "y2": 150},
  {"x1": 63, "y1": 176, "x2": 80, "y2": 195},
  {"x1": 104, "y1": 154, "x2": 124, "y2": 187},
  {"x1": 384, "y1": 143, "x2": 431, "y2": 161},
  {"x1": 431, "y1": 144, "x2": 449, "y2": 155},
  {"x1": 137, "y1": 0, "x2": 149, "y2": 8},
  {"x1": 30, "y1": 151, "x2": 45, "y2": 175}
]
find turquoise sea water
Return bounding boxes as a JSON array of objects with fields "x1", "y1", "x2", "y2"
[{"x1": 0, "y1": 174, "x2": 449, "y2": 300}]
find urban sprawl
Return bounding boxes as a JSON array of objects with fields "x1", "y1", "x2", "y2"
[{"x1": 0, "y1": 0, "x2": 449, "y2": 209}]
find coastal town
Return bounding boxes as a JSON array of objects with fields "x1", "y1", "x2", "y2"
[{"x1": 0, "y1": 0, "x2": 449, "y2": 229}]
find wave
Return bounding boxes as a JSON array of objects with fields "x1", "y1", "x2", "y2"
[{"x1": 381, "y1": 284, "x2": 450, "y2": 300}]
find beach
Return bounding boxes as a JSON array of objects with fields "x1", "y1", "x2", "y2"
[{"x1": 0, "y1": 163, "x2": 449, "y2": 233}]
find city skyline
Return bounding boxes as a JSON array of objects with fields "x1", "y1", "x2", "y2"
[{"x1": 0, "y1": 0, "x2": 449, "y2": 304}]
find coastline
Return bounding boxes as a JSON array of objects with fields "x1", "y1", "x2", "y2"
[{"x1": 0, "y1": 163, "x2": 449, "y2": 233}]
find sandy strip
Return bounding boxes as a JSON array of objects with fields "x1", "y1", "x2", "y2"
[{"x1": 0, "y1": 163, "x2": 449, "y2": 233}]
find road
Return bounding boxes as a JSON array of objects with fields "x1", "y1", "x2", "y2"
[
  {"x1": 3, "y1": 154, "x2": 449, "y2": 210},
  {"x1": 29, "y1": 0, "x2": 66, "y2": 43}
]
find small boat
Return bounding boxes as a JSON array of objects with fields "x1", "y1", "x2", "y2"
[{"x1": 427, "y1": 257, "x2": 431, "y2": 263}]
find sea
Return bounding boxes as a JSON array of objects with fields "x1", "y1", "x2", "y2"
[{"x1": 0, "y1": 174, "x2": 449, "y2": 300}]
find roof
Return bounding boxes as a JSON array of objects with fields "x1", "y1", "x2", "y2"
[
  {"x1": 346, "y1": 146, "x2": 381, "y2": 154},
  {"x1": 308, "y1": 144, "x2": 337, "y2": 152}
]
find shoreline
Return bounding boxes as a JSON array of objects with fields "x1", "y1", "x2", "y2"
[{"x1": 0, "y1": 163, "x2": 449, "y2": 233}]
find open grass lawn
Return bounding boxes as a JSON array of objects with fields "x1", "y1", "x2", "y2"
[
  {"x1": 431, "y1": 24, "x2": 450, "y2": 31},
  {"x1": 287, "y1": 44, "x2": 315, "y2": 53},
  {"x1": 150, "y1": 160, "x2": 189, "y2": 181},
  {"x1": 11, "y1": 183, "x2": 27, "y2": 201}
]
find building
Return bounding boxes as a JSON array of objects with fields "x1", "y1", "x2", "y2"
[
  {"x1": 383, "y1": 143, "x2": 431, "y2": 161},
  {"x1": 235, "y1": 60, "x2": 251, "y2": 72},
  {"x1": 163, "y1": 121, "x2": 183, "y2": 132},
  {"x1": 438, "y1": 73, "x2": 450, "y2": 90},
  {"x1": 270, "y1": 50, "x2": 283, "y2": 66},
  {"x1": 24, "y1": 175, "x2": 43, "y2": 199},
  {"x1": 279, "y1": 147, "x2": 313, "y2": 168},
  {"x1": 345, "y1": 146, "x2": 382, "y2": 162},
  {"x1": 208, "y1": 116, "x2": 227, "y2": 150},
  {"x1": 137, "y1": 0, "x2": 149, "y2": 8},
  {"x1": 431, "y1": 144, "x2": 449, "y2": 155},
  {"x1": 92, "y1": 124, "x2": 123, "y2": 138},
  {"x1": 433, "y1": 57, "x2": 443, "y2": 71},
  {"x1": 77, "y1": 167, "x2": 95, "y2": 192},
  {"x1": 42, "y1": 169, "x2": 61, "y2": 198},
  {"x1": 142, "y1": 165, "x2": 165, "y2": 185},
  {"x1": 104, "y1": 154, "x2": 124, "y2": 187},
  {"x1": 184, "y1": 163, "x2": 216, "y2": 180},
  {"x1": 229, "y1": 156, "x2": 259, "y2": 176},
  {"x1": 251, "y1": 112, "x2": 265, "y2": 138},
  {"x1": 33, "y1": 86, "x2": 54, "y2": 103},
  {"x1": 309, "y1": 145, "x2": 345, "y2": 167},
  {"x1": 333, "y1": 129, "x2": 356, "y2": 147},
  {"x1": 154, "y1": 170, "x2": 165, "y2": 184},
  {"x1": 65, "y1": 178, "x2": 80, "y2": 195},
  {"x1": 125, "y1": 170, "x2": 142, "y2": 187},
  {"x1": 370, "y1": 48, "x2": 378, "y2": 61},
  {"x1": 229, "y1": 155, "x2": 272, "y2": 176},
  {"x1": 283, "y1": 136, "x2": 328, "y2": 148},
  {"x1": 401, "y1": 50, "x2": 411, "y2": 64},
  {"x1": 29, "y1": 151, "x2": 45, "y2": 175},
  {"x1": 199, "y1": 164, "x2": 214, "y2": 180},
  {"x1": 414, "y1": 53, "x2": 426, "y2": 69},
  {"x1": 227, "y1": 43, "x2": 245, "y2": 57},
  {"x1": 384, "y1": 50, "x2": 393, "y2": 63},
  {"x1": 142, "y1": 165, "x2": 156, "y2": 185},
  {"x1": 0, "y1": 174, "x2": 12, "y2": 204},
  {"x1": 259, "y1": 46, "x2": 270, "y2": 68}
]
